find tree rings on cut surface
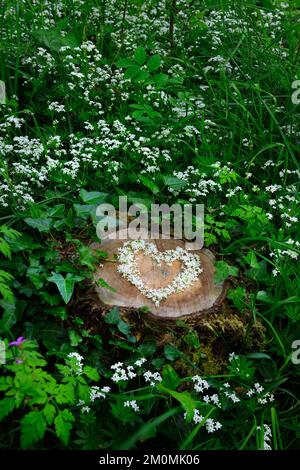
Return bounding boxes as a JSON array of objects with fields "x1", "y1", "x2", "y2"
[{"x1": 92, "y1": 232, "x2": 227, "y2": 319}]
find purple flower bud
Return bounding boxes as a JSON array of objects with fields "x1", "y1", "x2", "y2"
[{"x1": 9, "y1": 337, "x2": 26, "y2": 347}]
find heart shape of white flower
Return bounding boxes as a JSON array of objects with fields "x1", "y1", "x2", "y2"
[{"x1": 117, "y1": 239, "x2": 203, "y2": 307}]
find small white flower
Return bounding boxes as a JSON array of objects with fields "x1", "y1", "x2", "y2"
[{"x1": 124, "y1": 400, "x2": 140, "y2": 412}]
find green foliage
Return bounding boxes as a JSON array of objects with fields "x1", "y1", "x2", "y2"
[{"x1": 0, "y1": 0, "x2": 299, "y2": 452}]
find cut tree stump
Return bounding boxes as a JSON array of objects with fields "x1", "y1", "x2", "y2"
[{"x1": 91, "y1": 231, "x2": 227, "y2": 319}]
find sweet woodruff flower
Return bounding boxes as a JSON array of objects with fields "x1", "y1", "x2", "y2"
[
  {"x1": 9, "y1": 337, "x2": 26, "y2": 347},
  {"x1": 117, "y1": 240, "x2": 202, "y2": 307},
  {"x1": 67, "y1": 352, "x2": 84, "y2": 375},
  {"x1": 124, "y1": 400, "x2": 140, "y2": 412}
]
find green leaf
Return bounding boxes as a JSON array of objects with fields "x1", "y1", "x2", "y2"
[
  {"x1": 104, "y1": 307, "x2": 120, "y2": 325},
  {"x1": 214, "y1": 260, "x2": 238, "y2": 283},
  {"x1": 164, "y1": 344, "x2": 182, "y2": 361},
  {"x1": 43, "y1": 403, "x2": 56, "y2": 425},
  {"x1": 84, "y1": 366, "x2": 100, "y2": 381},
  {"x1": 116, "y1": 57, "x2": 133, "y2": 68},
  {"x1": 54, "y1": 409, "x2": 75, "y2": 445},
  {"x1": 147, "y1": 54, "x2": 161, "y2": 72},
  {"x1": 24, "y1": 218, "x2": 52, "y2": 233},
  {"x1": 256, "y1": 290, "x2": 273, "y2": 303},
  {"x1": 56, "y1": 383, "x2": 75, "y2": 404},
  {"x1": 68, "y1": 329, "x2": 82, "y2": 346},
  {"x1": 139, "y1": 175, "x2": 160, "y2": 194},
  {"x1": 152, "y1": 73, "x2": 168, "y2": 87},
  {"x1": 32, "y1": 28, "x2": 79, "y2": 52},
  {"x1": 227, "y1": 286, "x2": 247, "y2": 310},
  {"x1": 161, "y1": 365, "x2": 181, "y2": 390},
  {"x1": 79, "y1": 189, "x2": 107, "y2": 205},
  {"x1": 124, "y1": 65, "x2": 141, "y2": 79},
  {"x1": 21, "y1": 411, "x2": 47, "y2": 448},
  {"x1": 0, "y1": 397, "x2": 15, "y2": 421},
  {"x1": 162, "y1": 175, "x2": 187, "y2": 191},
  {"x1": 134, "y1": 46, "x2": 147, "y2": 65},
  {"x1": 157, "y1": 385, "x2": 197, "y2": 421},
  {"x1": 118, "y1": 319, "x2": 131, "y2": 336},
  {"x1": 47, "y1": 272, "x2": 84, "y2": 304}
]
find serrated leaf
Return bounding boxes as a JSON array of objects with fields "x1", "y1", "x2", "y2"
[
  {"x1": 0, "y1": 397, "x2": 15, "y2": 421},
  {"x1": 83, "y1": 365, "x2": 100, "y2": 381},
  {"x1": 54, "y1": 409, "x2": 75, "y2": 445},
  {"x1": 68, "y1": 329, "x2": 82, "y2": 347},
  {"x1": 43, "y1": 403, "x2": 56, "y2": 425},
  {"x1": 21, "y1": 411, "x2": 47, "y2": 448},
  {"x1": 56, "y1": 383, "x2": 75, "y2": 404}
]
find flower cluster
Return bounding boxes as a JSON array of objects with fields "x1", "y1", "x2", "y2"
[
  {"x1": 184, "y1": 410, "x2": 222, "y2": 433},
  {"x1": 67, "y1": 352, "x2": 84, "y2": 375}
]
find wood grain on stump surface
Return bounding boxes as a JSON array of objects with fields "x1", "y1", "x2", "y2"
[{"x1": 92, "y1": 235, "x2": 225, "y2": 318}]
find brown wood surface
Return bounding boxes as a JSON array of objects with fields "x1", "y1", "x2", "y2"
[{"x1": 91, "y1": 232, "x2": 225, "y2": 318}]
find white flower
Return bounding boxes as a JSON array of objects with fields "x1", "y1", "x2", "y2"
[
  {"x1": 192, "y1": 375, "x2": 210, "y2": 393},
  {"x1": 143, "y1": 371, "x2": 162, "y2": 386},
  {"x1": 135, "y1": 358, "x2": 147, "y2": 367},
  {"x1": 117, "y1": 241, "x2": 202, "y2": 307},
  {"x1": 124, "y1": 400, "x2": 140, "y2": 412},
  {"x1": 67, "y1": 352, "x2": 84, "y2": 375},
  {"x1": 228, "y1": 352, "x2": 237, "y2": 362},
  {"x1": 81, "y1": 406, "x2": 91, "y2": 413}
]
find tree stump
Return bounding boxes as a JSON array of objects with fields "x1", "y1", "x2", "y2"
[{"x1": 92, "y1": 231, "x2": 227, "y2": 319}]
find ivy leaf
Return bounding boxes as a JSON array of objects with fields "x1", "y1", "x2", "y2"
[
  {"x1": 47, "y1": 272, "x2": 84, "y2": 303},
  {"x1": 118, "y1": 319, "x2": 131, "y2": 336},
  {"x1": 79, "y1": 189, "x2": 107, "y2": 205},
  {"x1": 24, "y1": 218, "x2": 52, "y2": 233},
  {"x1": 104, "y1": 307, "x2": 120, "y2": 325},
  {"x1": 21, "y1": 411, "x2": 47, "y2": 448},
  {"x1": 54, "y1": 409, "x2": 75, "y2": 446},
  {"x1": 162, "y1": 175, "x2": 187, "y2": 191},
  {"x1": 164, "y1": 344, "x2": 182, "y2": 361}
]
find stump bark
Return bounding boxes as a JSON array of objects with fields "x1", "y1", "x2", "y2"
[{"x1": 92, "y1": 232, "x2": 226, "y2": 319}]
